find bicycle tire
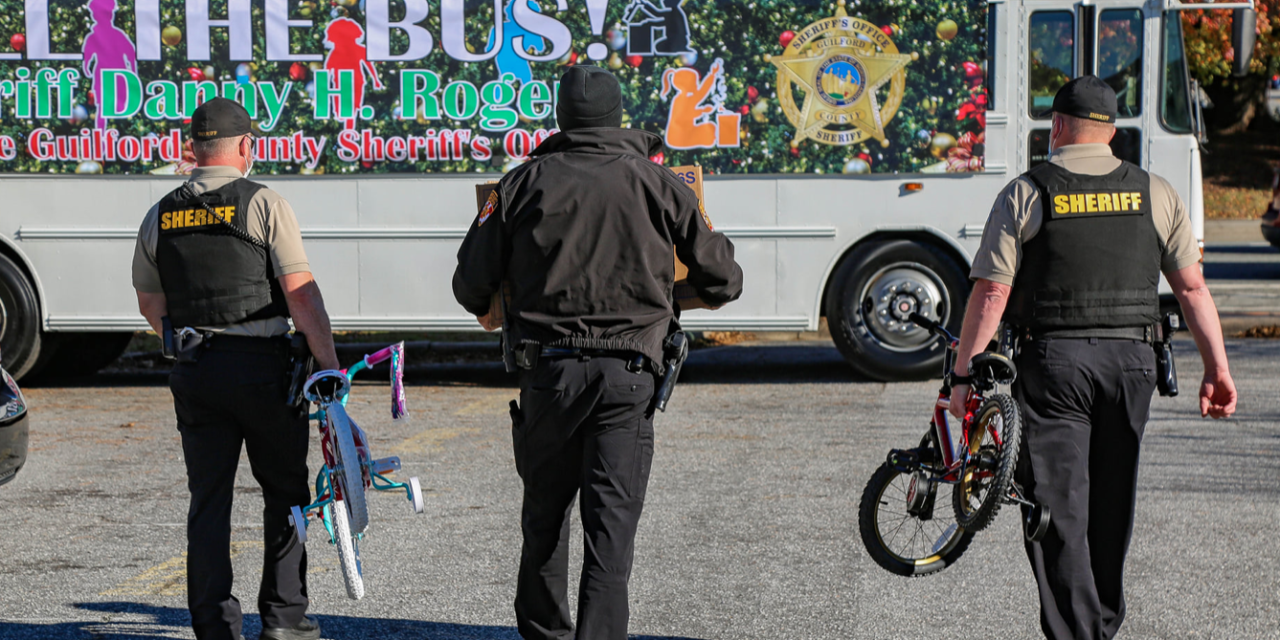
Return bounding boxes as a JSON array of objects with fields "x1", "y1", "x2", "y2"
[
  {"x1": 328, "y1": 404, "x2": 369, "y2": 534},
  {"x1": 859, "y1": 463, "x2": 974, "y2": 577},
  {"x1": 952, "y1": 393, "x2": 1022, "y2": 532},
  {"x1": 328, "y1": 499, "x2": 365, "y2": 600}
]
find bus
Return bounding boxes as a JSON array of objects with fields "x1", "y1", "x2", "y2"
[{"x1": 0, "y1": 0, "x2": 1255, "y2": 381}]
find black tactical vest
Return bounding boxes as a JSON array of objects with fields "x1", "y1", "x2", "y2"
[
  {"x1": 155, "y1": 178, "x2": 290, "y2": 327},
  {"x1": 1004, "y1": 160, "x2": 1162, "y2": 330}
]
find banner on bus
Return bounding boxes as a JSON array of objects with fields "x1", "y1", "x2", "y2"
[{"x1": 0, "y1": 0, "x2": 987, "y2": 176}]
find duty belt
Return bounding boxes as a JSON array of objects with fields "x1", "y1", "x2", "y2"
[
  {"x1": 1021, "y1": 326, "x2": 1153, "y2": 342},
  {"x1": 513, "y1": 342, "x2": 648, "y2": 372},
  {"x1": 201, "y1": 333, "x2": 291, "y2": 356}
]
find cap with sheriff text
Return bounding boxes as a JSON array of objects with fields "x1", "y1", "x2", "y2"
[
  {"x1": 190, "y1": 98, "x2": 252, "y2": 141},
  {"x1": 1038, "y1": 75, "x2": 1117, "y2": 124}
]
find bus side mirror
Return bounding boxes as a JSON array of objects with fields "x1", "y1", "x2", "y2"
[{"x1": 1232, "y1": 8, "x2": 1257, "y2": 77}]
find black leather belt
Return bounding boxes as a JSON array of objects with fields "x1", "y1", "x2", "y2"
[
  {"x1": 203, "y1": 333, "x2": 291, "y2": 356},
  {"x1": 1024, "y1": 326, "x2": 1151, "y2": 342},
  {"x1": 516, "y1": 343, "x2": 648, "y2": 372}
]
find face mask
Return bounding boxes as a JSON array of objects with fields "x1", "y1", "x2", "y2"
[{"x1": 242, "y1": 135, "x2": 255, "y2": 176}]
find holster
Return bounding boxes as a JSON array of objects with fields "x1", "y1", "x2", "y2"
[
  {"x1": 1155, "y1": 313, "x2": 1179, "y2": 397},
  {"x1": 286, "y1": 333, "x2": 316, "y2": 408},
  {"x1": 650, "y1": 325, "x2": 689, "y2": 414},
  {"x1": 174, "y1": 327, "x2": 209, "y2": 364}
]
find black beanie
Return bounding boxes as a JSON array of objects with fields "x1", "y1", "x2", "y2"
[{"x1": 556, "y1": 66, "x2": 623, "y2": 130}]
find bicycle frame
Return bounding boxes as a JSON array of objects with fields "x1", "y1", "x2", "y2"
[{"x1": 295, "y1": 345, "x2": 413, "y2": 543}]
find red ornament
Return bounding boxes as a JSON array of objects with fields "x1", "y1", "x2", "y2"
[
  {"x1": 738, "y1": 105, "x2": 750, "y2": 115},
  {"x1": 289, "y1": 62, "x2": 308, "y2": 81},
  {"x1": 779, "y1": 30, "x2": 795, "y2": 49},
  {"x1": 856, "y1": 152, "x2": 872, "y2": 166},
  {"x1": 9, "y1": 33, "x2": 24, "y2": 52},
  {"x1": 747, "y1": 86, "x2": 759, "y2": 102},
  {"x1": 962, "y1": 61, "x2": 983, "y2": 79},
  {"x1": 649, "y1": 151, "x2": 664, "y2": 165},
  {"x1": 625, "y1": 54, "x2": 642, "y2": 67},
  {"x1": 187, "y1": 67, "x2": 204, "y2": 81},
  {"x1": 790, "y1": 146, "x2": 801, "y2": 158},
  {"x1": 86, "y1": 90, "x2": 96, "y2": 106},
  {"x1": 881, "y1": 25, "x2": 893, "y2": 36},
  {"x1": 361, "y1": 160, "x2": 374, "y2": 169}
]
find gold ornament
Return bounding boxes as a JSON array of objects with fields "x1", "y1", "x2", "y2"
[
  {"x1": 161, "y1": 26, "x2": 182, "y2": 47},
  {"x1": 842, "y1": 158, "x2": 870, "y2": 174},
  {"x1": 751, "y1": 99, "x2": 770, "y2": 123},
  {"x1": 929, "y1": 132, "x2": 956, "y2": 159},
  {"x1": 608, "y1": 53, "x2": 623, "y2": 70},
  {"x1": 936, "y1": 19, "x2": 958, "y2": 41},
  {"x1": 75, "y1": 160, "x2": 102, "y2": 174},
  {"x1": 770, "y1": 1, "x2": 912, "y2": 147}
]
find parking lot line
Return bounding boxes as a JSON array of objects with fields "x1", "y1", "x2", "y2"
[{"x1": 99, "y1": 541, "x2": 264, "y2": 597}]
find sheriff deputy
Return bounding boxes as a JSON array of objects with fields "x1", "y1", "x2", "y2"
[
  {"x1": 453, "y1": 66, "x2": 744, "y2": 640},
  {"x1": 132, "y1": 97, "x2": 341, "y2": 640},
  {"x1": 948, "y1": 76, "x2": 1237, "y2": 640}
]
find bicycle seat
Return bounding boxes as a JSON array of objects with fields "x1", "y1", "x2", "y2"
[
  {"x1": 303, "y1": 370, "x2": 350, "y2": 404},
  {"x1": 968, "y1": 352, "x2": 1017, "y2": 387}
]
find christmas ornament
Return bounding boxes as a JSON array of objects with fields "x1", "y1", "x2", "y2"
[
  {"x1": 71, "y1": 104, "x2": 88, "y2": 122},
  {"x1": 738, "y1": 105, "x2": 750, "y2": 115},
  {"x1": 649, "y1": 151, "x2": 664, "y2": 164},
  {"x1": 161, "y1": 26, "x2": 181, "y2": 47},
  {"x1": 916, "y1": 129, "x2": 932, "y2": 144},
  {"x1": 747, "y1": 86, "x2": 759, "y2": 102},
  {"x1": 750, "y1": 99, "x2": 769, "y2": 123},
  {"x1": 75, "y1": 160, "x2": 103, "y2": 174},
  {"x1": 289, "y1": 62, "x2": 308, "y2": 81},
  {"x1": 779, "y1": 30, "x2": 795, "y2": 49},
  {"x1": 203, "y1": 65, "x2": 216, "y2": 80},
  {"x1": 842, "y1": 158, "x2": 870, "y2": 174},
  {"x1": 608, "y1": 29, "x2": 626, "y2": 50},
  {"x1": 336, "y1": 0, "x2": 356, "y2": 6},
  {"x1": 930, "y1": 132, "x2": 957, "y2": 159},
  {"x1": 936, "y1": 19, "x2": 958, "y2": 41},
  {"x1": 187, "y1": 67, "x2": 204, "y2": 81},
  {"x1": 608, "y1": 53, "x2": 623, "y2": 70},
  {"x1": 881, "y1": 25, "x2": 893, "y2": 36},
  {"x1": 680, "y1": 51, "x2": 698, "y2": 66},
  {"x1": 790, "y1": 146, "x2": 801, "y2": 158},
  {"x1": 235, "y1": 63, "x2": 251, "y2": 84},
  {"x1": 9, "y1": 33, "x2": 24, "y2": 52},
  {"x1": 625, "y1": 54, "x2": 642, "y2": 67}
]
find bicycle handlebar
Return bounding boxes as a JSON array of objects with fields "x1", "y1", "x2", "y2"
[
  {"x1": 908, "y1": 312, "x2": 958, "y2": 345},
  {"x1": 364, "y1": 345, "x2": 395, "y2": 367}
]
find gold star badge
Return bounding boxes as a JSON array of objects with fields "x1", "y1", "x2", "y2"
[{"x1": 769, "y1": 0, "x2": 912, "y2": 146}]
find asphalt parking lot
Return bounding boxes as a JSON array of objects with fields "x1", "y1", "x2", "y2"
[{"x1": 1, "y1": 336, "x2": 1277, "y2": 640}]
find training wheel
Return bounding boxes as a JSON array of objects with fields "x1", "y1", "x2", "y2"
[
  {"x1": 408, "y1": 477, "x2": 424, "y2": 514},
  {"x1": 1024, "y1": 503, "x2": 1051, "y2": 542},
  {"x1": 289, "y1": 505, "x2": 308, "y2": 545}
]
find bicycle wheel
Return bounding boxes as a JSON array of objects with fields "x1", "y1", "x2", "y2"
[
  {"x1": 859, "y1": 463, "x2": 974, "y2": 577},
  {"x1": 327, "y1": 404, "x2": 369, "y2": 534},
  {"x1": 328, "y1": 499, "x2": 365, "y2": 600},
  {"x1": 952, "y1": 393, "x2": 1022, "y2": 532}
]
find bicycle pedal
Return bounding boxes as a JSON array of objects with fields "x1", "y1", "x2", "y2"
[
  {"x1": 886, "y1": 448, "x2": 919, "y2": 471},
  {"x1": 371, "y1": 457, "x2": 401, "y2": 474}
]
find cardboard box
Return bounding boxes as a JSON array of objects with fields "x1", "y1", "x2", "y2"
[{"x1": 476, "y1": 167, "x2": 713, "y2": 319}]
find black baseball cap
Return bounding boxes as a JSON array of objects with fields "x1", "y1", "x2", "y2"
[
  {"x1": 1038, "y1": 75, "x2": 1117, "y2": 124},
  {"x1": 191, "y1": 97, "x2": 252, "y2": 141},
  {"x1": 556, "y1": 66, "x2": 623, "y2": 130}
]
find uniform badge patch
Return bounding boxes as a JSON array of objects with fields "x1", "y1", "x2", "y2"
[
  {"x1": 699, "y1": 201, "x2": 714, "y2": 231},
  {"x1": 478, "y1": 191, "x2": 498, "y2": 226}
]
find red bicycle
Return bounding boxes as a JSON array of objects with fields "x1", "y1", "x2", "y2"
[{"x1": 858, "y1": 313, "x2": 1050, "y2": 577}]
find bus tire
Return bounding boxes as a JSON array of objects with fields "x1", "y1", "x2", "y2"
[
  {"x1": 0, "y1": 254, "x2": 43, "y2": 380},
  {"x1": 826, "y1": 240, "x2": 969, "y2": 381}
]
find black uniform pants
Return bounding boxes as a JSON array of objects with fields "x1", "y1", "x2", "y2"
[
  {"x1": 1013, "y1": 338, "x2": 1157, "y2": 640},
  {"x1": 510, "y1": 355, "x2": 656, "y2": 640},
  {"x1": 169, "y1": 348, "x2": 312, "y2": 640}
]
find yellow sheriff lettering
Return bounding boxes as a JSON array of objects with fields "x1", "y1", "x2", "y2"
[
  {"x1": 1128, "y1": 192, "x2": 1142, "y2": 211},
  {"x1": 160, "y1": 211, "x2": 171, "y2": 230},
  {"x1": 1118, "y1": 192, "x2": 1131, "y2": 210},
  {"x1": 1068, "y1": 194, "x2": 1085, "y2": 214},
  {"x1": 1085, "y1": 193, "x2": 1098, "y2": 213},
  {"x1": 1097, "y1": 193, "x2": 1113, "y2": 212},
  {"x1": 1053, "y1": 194, "x2": 1070, "y2": 214}
]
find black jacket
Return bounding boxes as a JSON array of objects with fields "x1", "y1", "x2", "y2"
[{"x1": 452, "y1": 128, "x2": 744, "y2": 362}]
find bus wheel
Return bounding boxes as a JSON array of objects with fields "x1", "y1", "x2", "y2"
[
  {"x1": 826, "y1": 240, "x2": 969, "y2": 381},
  {"x1": 0, "y1": 254, "x2": 43, "y2": 380}
]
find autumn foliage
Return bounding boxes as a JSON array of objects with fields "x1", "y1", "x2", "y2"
[{"x1": 1182, "y1": 0, "x2": 1279, "y2": 84}]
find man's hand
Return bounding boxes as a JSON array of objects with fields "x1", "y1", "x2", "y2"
[
  {"x1": 949, "y1": 383, "x2": 970, "y2": 420},
  {"x1": 1200, "y1": 370, "x2": 1237, "y2": 419},
  {"x1": 476, "y1": 312, "x2": 501, "y2": 332}
]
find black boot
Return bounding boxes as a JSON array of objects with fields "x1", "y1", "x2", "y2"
[{"x1": 259, "y1": 615, "x2": 321, "y2": 640}]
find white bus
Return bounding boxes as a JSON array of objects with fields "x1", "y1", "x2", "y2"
[{"x1": 0, "y1": 0, "x2": 1253, "y2": 381}]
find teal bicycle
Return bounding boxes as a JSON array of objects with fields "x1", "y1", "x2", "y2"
[{"x1": 287, "y1": 342, "x2": 422, "y2": 600}]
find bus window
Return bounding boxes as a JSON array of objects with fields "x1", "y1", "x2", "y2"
[
  {"x1": 1029, "y1": 11, "x2": 1074, "y2": 118},
  {"x1": 1099, "y1": 9, "x2": 1144, "y2": 117},
  {"x1": 1161, "y1": 14, "x2": 1194, "y2": 133},
  {"x1": 1027, "y1": 127, "x2": 1141, "y2": 169}
]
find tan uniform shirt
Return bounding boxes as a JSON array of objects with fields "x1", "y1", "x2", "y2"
[
  {"x1": 131, "y1": 166, "x2": 310, "y2": 337},
  {"x1": 970, "y1": 144, "x2": 1200, "y2": 286}
]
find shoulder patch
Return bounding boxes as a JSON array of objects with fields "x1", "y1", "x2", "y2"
[
  {"x1": 699, "y1": 200, "x2": 714, "y2": 231},
  {"x1": 478, "y1": 191, "x2": 498, "y2": 226}
]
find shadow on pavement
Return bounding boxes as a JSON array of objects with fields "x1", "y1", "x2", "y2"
[{"x1": 2, "y1": 602, "x2": 706, "y2": 640}]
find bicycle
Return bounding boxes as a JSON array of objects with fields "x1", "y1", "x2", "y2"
[
  {"x1": 858, "y1": 313, "x2": 1051, "y2": 577},
  {"x1": 287, "y1": 342, "x2": 423, "y2": 600}
]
